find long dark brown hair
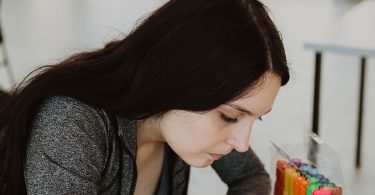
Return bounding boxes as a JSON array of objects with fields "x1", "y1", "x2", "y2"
[
  {"x1": 0, "y1": 91, "x2": 10, "y2": 107},
  {"x1": 0, "y1": 0, "x2": 289, "y2": 194}
]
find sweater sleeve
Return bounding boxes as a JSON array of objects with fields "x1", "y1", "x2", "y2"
[
  {"x1": 25, "y1": 96, "x2": 109, "y2": 195},
  {"x1": 211, "y1": 146, "x2": 271, "y2": 195}
]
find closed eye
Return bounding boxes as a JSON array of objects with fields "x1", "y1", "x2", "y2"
[{"x1": 220, "y1": 113, "x2": 238, "y2": 124}]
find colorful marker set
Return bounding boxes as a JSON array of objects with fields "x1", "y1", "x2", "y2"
[{"x1": 274, "y1": 159, "x2": 343, "y2": 195}]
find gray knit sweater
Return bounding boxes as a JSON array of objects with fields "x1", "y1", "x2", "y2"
[{"x1": 25, "y1": 96, "x2": 271, "y2": 195}]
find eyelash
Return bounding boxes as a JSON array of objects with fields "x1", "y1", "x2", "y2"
[
  {"x1": 220, "y1": 113, "x2": 238, "y2": 124},
  {"x1": 220, "y1": 113, "x2": 263, "y2": 124}
]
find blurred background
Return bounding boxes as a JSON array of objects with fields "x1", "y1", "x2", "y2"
[{"x1": 0, "y1": 0, "x2": 374, "y2": 194}]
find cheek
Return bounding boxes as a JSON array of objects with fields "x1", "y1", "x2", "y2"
[{"x1": 161, "y1": 114, "x2": 225, "y2": 155}]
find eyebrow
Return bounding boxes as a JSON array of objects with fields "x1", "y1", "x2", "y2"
[{"x1": 225, "y1": 103, "x2": 272, "y2": 116}]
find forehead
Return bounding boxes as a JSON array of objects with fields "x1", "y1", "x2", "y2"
[{"x1": 224, "y1": 73, "x2": 281, "y2": 115}]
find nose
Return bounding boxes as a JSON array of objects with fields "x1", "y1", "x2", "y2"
[{"x1": 227, "y1": 125, "x2": 252, "y2": 153}]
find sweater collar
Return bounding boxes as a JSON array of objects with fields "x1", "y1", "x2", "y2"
[{"x1": 116, "y1": 116, "x2": 137, "y2": 157}]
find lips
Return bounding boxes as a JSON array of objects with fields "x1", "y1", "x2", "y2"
[{"x1": 208, "y1": 153, "x2": 225, "y2": 160}]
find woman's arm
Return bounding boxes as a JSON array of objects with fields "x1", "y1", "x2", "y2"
[
  {"x1": 211, "y1": 146, "x2": 271, "y2": 195},
  {"x1": 25, "y1": 96, "x2": 109, "y2": 194}
]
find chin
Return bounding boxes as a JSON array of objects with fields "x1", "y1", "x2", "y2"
[{"x1": 185, "y1": 158, "x2": 213, "y2": 168}]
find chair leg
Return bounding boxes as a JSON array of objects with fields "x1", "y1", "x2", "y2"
[
  {"x1": 312, "y1": 52, "x2": 322, "y2": 135},
  {"x1": 356, "y1": 56, "x2": 366, "y2": 168},
  {"x1": 309, "y1": 52, "x2": 322, "y2": 165}
]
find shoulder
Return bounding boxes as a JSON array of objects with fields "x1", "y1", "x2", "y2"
[
  {"x1": 30, "y1": 95, "x2": 114, "y2": 158},
  {"x1": 37, "y1": 95, "x2": 105, "y2": 119},
  {"x1": 35, "y1": 95, "x2": 111, "y2": 131},
  {"x1": 25, "y1": 96, "x2": 119, "y2": 192}
]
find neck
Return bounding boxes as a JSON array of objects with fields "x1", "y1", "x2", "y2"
[{"x1": 136, "y1": 117, "x2": 165, "y2": 149}]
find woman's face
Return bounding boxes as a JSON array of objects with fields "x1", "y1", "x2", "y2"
[{"x1": 159, "y1": 73, "x2": 282, "y2": 168}]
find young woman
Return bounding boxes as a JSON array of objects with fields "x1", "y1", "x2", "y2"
[{"x1": 0, "y1": 0, "x2": 289, "y2": 194}]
